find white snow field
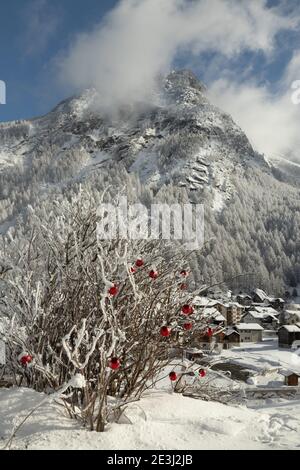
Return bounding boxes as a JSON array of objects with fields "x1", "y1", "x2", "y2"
[
  {"x1": 1, "y1": 340, "x2": 300, "y2": 450},
  {"x1": 1, "y1": 386, "x2": 300, "y2": 450}
]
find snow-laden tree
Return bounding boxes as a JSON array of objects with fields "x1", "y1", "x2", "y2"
[{"x1": 0, "y1": 187, "x2": 209, "y2": 431}]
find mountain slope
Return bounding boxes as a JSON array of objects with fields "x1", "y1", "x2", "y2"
[
  {"x1": 0, "y1": 70, "x2": 265, "y2": 201},
  {"x1": 0, "y1": 70, "x2": 299, "y2": 293}
]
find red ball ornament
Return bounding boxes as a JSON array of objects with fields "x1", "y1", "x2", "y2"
[
  {"x1": 199, "y1": 369, "x2": 206, "y2": 378},
  {"x1": 135, "y1": 259, "x2": 144, "y2": 267},
  {"x1": 160, "y1": 326, "x2": 171, "y2": 337},
  {"x1": 181, "y1": 304, "x2": 194, "y2": 315},
  {"x1": 149, "y1": 270, "x2": 158, "y2": 279},
  {"x1": 183, "y1": 322, "x2": 193, "y2": 331},
  {"x1": 130, "y1": 266, "x2": 137, "y2": 274},
  {"x1": 169, "y1": 371, "x2": 177, "y2": 381},
  {"x1": 109, "y1": 357, "x2": 121, "y2": 370},
  {"x1": 180, "y1": 270, "x2": 189, "y2": 277},
  {"x1": 20, "y1": 355, "x2": 33, "y2": 366},
  {"x1": 180, "y1": 283, "x2": 187, "y2": 290},
  {"x1": 108, "y1": 284, "x2": 118, "y2": 297}
]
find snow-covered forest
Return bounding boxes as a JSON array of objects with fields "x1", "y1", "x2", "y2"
[{"x1": 1, "y1": 155, "x2": 300, "y2": 295}]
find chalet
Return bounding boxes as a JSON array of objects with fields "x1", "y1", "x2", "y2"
[
  {"x1": 193, "y1": 296, "x2": 244, "y2": 325},
  {"x1": 242, "y1": 308, "x2": 279, "y2": 330},
  {"x1": 236, "y1": 294, "x2": 252, "y2": 306},
  {"x1": 268, "y1": 297, "x2": 285, "y2": 311},
  {"x1": 222, "y1": 328, "x2": 240, "y2": 349},
  {"x1": 192, "y1": 326, "x2": 240, "y2": 352},
  {"x1": 184, "y1": 348, "x2": 204, "y2": 361},
  {"x1": 227, "y1": 303, "x2": 244, "y2": 325},
  {"x1": 212, "y1": 313, "x2": 226, "y2": 326},
  {"x1": 234, "y1": 323, "x2": 263, "y2": 343},
  {"x1": 278, "y1": 325, "x2": 300, "y2": 348},
  {"x1": 251, "y1": 289, "x2": 285, "y2": 310},
  {"x1": 280, "y1": 308, "x2": 300, "y2": 326},
  {"x1": 252, "y1": 288, "x2": 268, "y2": 304},
  {"x1": 192, "y1": 297, "x2": 227, "y2": 326},
  {"x1": 280, "y1": 370, "x2": 300, "y2": 386},
  {"x1": 194, "y1": 306, "x2": 226, "y2": 326},
  {"x1": 215, "y1": 302, "x2": 244, "y2": 325},
  {"x1": 252, "y1": 305, "x2": 279, "y2": 317}
]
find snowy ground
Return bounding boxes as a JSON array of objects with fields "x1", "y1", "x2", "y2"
[
  {"x1": 218, "y1": 339, "x2": 300, "y2": 385},
  {"x1": 1, "y1": 386, "x2": 300, "y2": 450},
  {"x1": 1, "y1": 340, "x2": 300, "y2": 450}
]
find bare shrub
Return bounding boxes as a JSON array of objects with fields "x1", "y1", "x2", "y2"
[{"x1": 0, "y1": 189, "x2": 209, "y2": 431}]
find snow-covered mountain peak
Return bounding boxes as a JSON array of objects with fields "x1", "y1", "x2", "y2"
[
  {"x1": 0, "y1": 69, "x2": 266, "y2": 212},
  {"x1": 164, "y1": 69, "x2": 208, "y2": 106}
]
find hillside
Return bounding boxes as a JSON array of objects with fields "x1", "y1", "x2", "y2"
[{"x1": 0, "y1": 70, "x2": 300, "y2": 292}]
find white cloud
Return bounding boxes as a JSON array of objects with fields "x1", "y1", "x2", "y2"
[
  {"x1": 58, "y1": 0, "x2": 296, "y2": 111},
  {"x1": 208, "y1": 46, "x2": 300, "y2": 161},
  {"x1": 284, "y1": 50, "x2": 300, "y2": 84},
  {"x1": 208, "y1": 78, "x2": 300, "y2": 160},
  {"x1": 57, "y1": 0, "x2": 300, "y2": 160}
]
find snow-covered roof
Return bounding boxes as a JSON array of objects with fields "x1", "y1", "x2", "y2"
[
  {"x1": 279, "y1": 369, "x2": 300, "y2": 377},
  {"x1": 208, "y1": 301, "x2": 244, "y2": 309},
  {"x1": 253, "y1": 288, "x2": 268, "y2": 300},
  {"x1": 224, "y1": 327, "x2": 240, "y2": 336},
  {"x1": 284, "y1": 310, "x2": 300, "y2": 320},
  {"x1": 195, "y1": 309, "x2": 226, "y2": 324},
  {"x1": 244, "y1": 310, "x2": 278, "y2": 322},
  {"x1": 252, "y1": 289, "x2": 284, "y2": 305},
  {"x1": 214, "y1": 314, "x2": 226, "y2": 322},
  {"x1": 253, "y1": 306, "x2": 279, "y2": 316},
  {"x1": 235, "y1": 323, "x2": 264, "y2": 331},
  {"x1": 244, "y1": 311, "x2": 264, "y2": 319},
  {"x1": 203, "y1": 307, "x2": 219, "y2": 315},
  {"x1": 193, "y1": 296, "x2": 218, "y2": 308},
  {"x1": 279, "y1": 325, "x2": 300, "y2": 333}
]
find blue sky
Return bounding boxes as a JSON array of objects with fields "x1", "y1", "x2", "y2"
[
  {"x1": 1, "y1": 0, "x2": 300, "y2": 160},
  {"x1": 0, "y1": 0, "x2": 297, "y2": 123},
  {"x1": 0, "y1": 0, "x2": 118, "y2": 121}
]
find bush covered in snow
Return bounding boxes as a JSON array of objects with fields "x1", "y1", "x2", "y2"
[{"x1": 0, "y1": 188, "x2": 209, "y2": 431}]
